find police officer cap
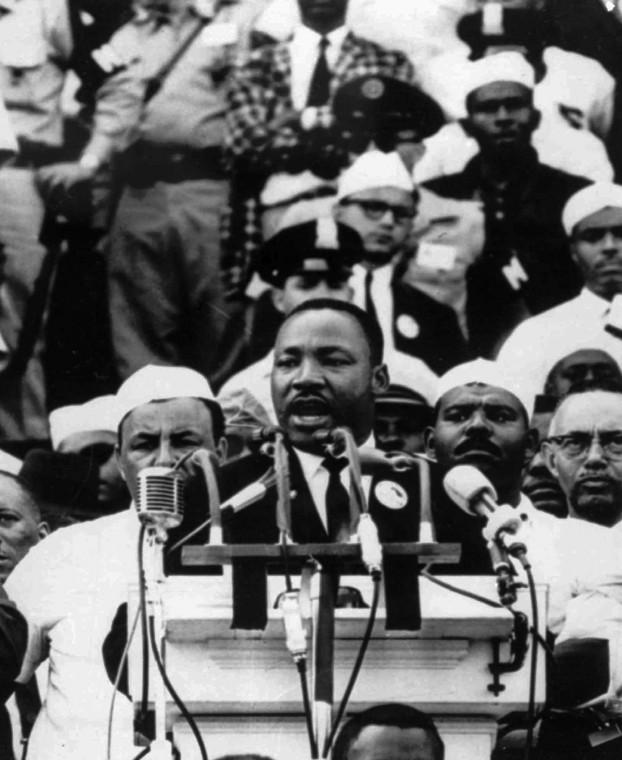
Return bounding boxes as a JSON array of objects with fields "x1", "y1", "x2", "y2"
[
  {"x1": 458, "y1": 8, "x2": 546, "y2": 57},
  {"x1": 562, "y1": 183, "x2": 622, "y2": 236},
  {"x1": 436, "y1": 357, "x2": 535, "y2": 419},
  {"x1": 332, "y1": 75, "x2": 445, "y2": 139},
  {"x1": 463, "y1": 51, "x2": 534, "y2": 100},
  {"x1": 256, "y1": 217, "x2": 364, "y2": 287}
]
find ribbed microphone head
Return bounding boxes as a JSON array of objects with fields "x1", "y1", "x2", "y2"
[
  {"x1": 136, "y1": 466, "x2": 185, "y2": 530},
  {"x1": 443, "y1": 465, "x2": 497, "y2": 516}
]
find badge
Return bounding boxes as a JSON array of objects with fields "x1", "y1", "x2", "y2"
[
  {"x1": 200, "y1": 22, "x2": 239, "y2": 46},
  {"x1": 416, "y1": 241, "x2": 457, "y2": 272},
  {"x1": 396, "y1": 314, "x2": 420, "y2": 340},
  {"x1": 374, "y1": 480, "x2": 408, "y2": 510},
  {"x1": 361, "y1": 77, "x2": 385, "y2": 100}
]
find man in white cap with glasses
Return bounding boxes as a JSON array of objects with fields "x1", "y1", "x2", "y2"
[
  {"x1": 335, "y1": 149, "x2": 467, "y2": 374},
  {"x1": 499, "y1": 182, "x2": 622, "y2": 401},
  {"x1": 4, "y1": 365, "x2": 227, "y2": 760}
]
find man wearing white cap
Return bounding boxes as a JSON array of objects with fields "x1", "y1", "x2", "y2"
[
  {"x1": 49, "y1": 396, "x2": 129, "y2": 516},
  {"x1": 423, "y1": 52, "x2": 589, "y2": 358},
  {"x1": 4, "y1": 365, "x2": 227, "y2": 760},
  {"x1": 335, "y1": 150, "x2": 467, "y2": 374},
  {"x1": 424, "y1": 357, "x2": 562, "y2": 574},
  {"x1": 498, "y1": 183, "x2": 622, "y2": 401}
]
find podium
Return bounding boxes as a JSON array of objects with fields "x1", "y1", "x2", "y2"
[{"x1": 127, "y1": 541, "x2": 547, "y2": 760}]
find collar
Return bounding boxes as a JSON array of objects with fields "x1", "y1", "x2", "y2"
[
  {"x1": 291, "y1": 23, "x2": 348, "y2": 50},
  {"x1": 294, "y1": 432, "x2": 375, "y2": 481},
  {"x1": 577, "y1": 286, "x2": 611, "y2": 315}
]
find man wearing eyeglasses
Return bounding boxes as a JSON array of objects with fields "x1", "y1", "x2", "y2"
[
  {"x1": 498, "y1": 182, "x2": 622, "y2": 400},
  {"x1": 335, "y1": 150, "x2": 467, "y2": 375},
  {"x1": 543, "y1": 388, "x2": 622, "y2": 527}
]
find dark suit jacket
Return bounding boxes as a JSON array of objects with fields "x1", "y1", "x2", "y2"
[
  {"x1": 423, "y1": 151, "x2": 590, "y2": 356},
  {"x1": 391, "y1": 278, "x2": 469, "y2": 375}
]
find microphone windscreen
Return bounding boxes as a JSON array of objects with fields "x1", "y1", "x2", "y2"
[
  {"x1": 443, "y1": 465, "x2": 497, "y2": 515},
  {"x1": 136, "y1": 466, "x2": 185, "y2": 529}
]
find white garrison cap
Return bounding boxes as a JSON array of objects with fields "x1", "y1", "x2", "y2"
[
  {"x1": 49, "y1": 395, "x2": 122, "y2": 450},
  {"x1": 562, "y1": 183, "x2": 622, "y2": 236},
  {"x1": 384, "y1": 350, "x2": 438, "y2": 406},
  {"x1": 116, "y1": 364, "x2": 218, "y2": 422},
  {"x1": 463, "y1": 51, "x2": 534, "y2": 100},
  {"x1": 435, "y1": 357, "x2": 535, "y2": 418},
  {"x1": 337, "y1": 150, "x2": 414, "y2": 201}
]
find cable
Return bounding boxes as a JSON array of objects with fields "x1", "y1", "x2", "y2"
[
  {"x1": 147, "y1": 614, "x2": 208, "y2": 760},
  {"x1": 131, "y1": 747, "x2": 150, "y2": 760},
  {"x1": 138, "y1": 524, "x2": 150, "y2": 732},
  {"x1": 321, "y1": 572, "x2": 381, "y2": 758},
  {"x1": 297, "y1": 659, "x2": 318, "y2": 759},
  {"x1": 523, "y1": 564, "x2": 539, "y2": 760},
  {"x1": 421, "y1": 565, "x2": 504, "y2": 609},
  {"x1": 106, "y1": 526, "x2": 147, "y2": 760}
]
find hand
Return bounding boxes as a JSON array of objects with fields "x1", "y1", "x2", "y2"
[{"x1": 35, "y1": 161, "x2": 96, "y2": 198}]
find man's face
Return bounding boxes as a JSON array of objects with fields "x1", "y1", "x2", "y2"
[
  {"x1": 546, "y1": 349, "x2": 622, "y2": 398},
  {"x1": 274, "y1": 270, "x2": 353, "y2": 314},
  {"x1": 298, "y1": 0, "x2": 348, "y2": 28},
  {"x1": 544, "y1": 391, "x2": 622, "y2": 526},
  {"x1": 521, "y1": 408, "x2": 567, "y2": 517},
  {"x1": 0, "y1": 477, "x2": 47, "y2": 582},
  {"x1": 467, "y1": 81, "x2": 537, "y2": 153},
  {"x1": 348, "y1": 725, "x2": 440, "y2": 760},
  {"x1": 59, "y1": 430, "x2": 129, "y2": 512},
  {"x1": 571, "y1": 207, "x2": 622, "y2": 300},
  {"x1": 117, "y1": 398, "x2": 225, "y2": 503},
  {"x1": 272, "y1": 308, "x2": 388, "y2": 454},
  {"x1": 375, "y1": 403, "x2": 429, "y2": 454},
  {"x1": 426, "y1": 383, "x2": 535, "y2": 498},
  {"x1": 335, "y1": 187, "x2": 416, "y2": 267}
]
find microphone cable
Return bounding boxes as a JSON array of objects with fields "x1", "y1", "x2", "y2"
[
  {"x1": 321, "y1": 570, "x2": 381, "y2": 759},
  {"x1": 105, "y1": 525, "x2": 146, "y2": 760},
  {"x1": 523, "y1": 563, "x2": 539, "y2": 760}
]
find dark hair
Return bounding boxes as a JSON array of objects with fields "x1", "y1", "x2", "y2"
[
  {"x1": 118, "y1": 398, "x2": 225, "y2": 448},
  {"x1": 284, "y1": 298, "x2": 384, "y2": 366},
  {"x1": 332, "y1": 703, "x2": 444, "y2": 760},
  {"x1": 0, "y1": 470, "x2": 42, "y2": 522}
]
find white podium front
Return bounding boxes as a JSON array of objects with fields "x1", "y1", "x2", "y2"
[{"x1": 127, "y1": 571, "x2": 546, "y2": 760}]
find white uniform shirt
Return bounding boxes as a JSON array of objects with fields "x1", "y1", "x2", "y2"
[
  {"x1": 288, "y1": 24, "x2": 348, "y2": 110},
  {"x1": 5, "y1": 510, "x2": 140, "y2": 760},
  {"x1": 415, "y1": 120, "x2": 614, "y2": 184},
  {"x1": 497, "y1": 288, "x2": 622, "y2": 399}
]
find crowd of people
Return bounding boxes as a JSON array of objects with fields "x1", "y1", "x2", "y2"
[{"x1": 1, "y1": 0, "x2": 622, "y2": 757}]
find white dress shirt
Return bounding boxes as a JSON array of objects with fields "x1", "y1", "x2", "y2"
[
  {"x1": 5, "y1": 510, "x2": 140, "y2": 760},
  {"x1": 293, "y1": 434, "x2": 375, "y2": 531},
  {"x1": 288, "y1": 24, "x2": 348, "y2": 110},
  {"x1": 497, "y1": 288, "x2": 622, "y2": 399}
]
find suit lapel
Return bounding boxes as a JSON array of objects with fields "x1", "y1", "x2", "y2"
[
  {"x1": 272, "y1": 41, "x2": 294, "y2": 108},
  {"x1": 332, "y1": 32, "x2": 358, "y2": 92}
]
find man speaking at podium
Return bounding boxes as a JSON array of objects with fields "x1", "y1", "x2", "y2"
[{"x1": 225, "y1": 299, "x2": 422, "y2": 546}]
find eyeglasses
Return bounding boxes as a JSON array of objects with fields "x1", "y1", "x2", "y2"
[
  {"x1": 546, "y1": 430, "x2": 622, "y2": 460},
  {"x1": 340, "y1": 199, "x2": 416, "y2": 224},
  {"x1": 574, "y1": 226, "x2": 622, "y2": 244}
]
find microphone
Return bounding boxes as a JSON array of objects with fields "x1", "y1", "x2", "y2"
[
  {"x1": 443, "y1": 464, "x2": 529, "y2": 582},
  {"x1": 220, "y1": 470, "x2": 277, "y2": 520},
  {"x1": 136, "y1": 466, "x2": 185, "y2": 532}
]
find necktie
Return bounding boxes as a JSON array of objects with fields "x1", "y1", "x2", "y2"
[
  {"x1": 322, "y1": 456, "x2": 350, "y2": 541},
  {"x1": 306, "y1": 36, "x2": 331, "y2": 107},
  {"x1": 364, "y1": 269, "x2": 381, "y2": 329}
]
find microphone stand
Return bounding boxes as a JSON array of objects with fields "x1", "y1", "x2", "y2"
[{"x1": 142, "y1": 522, "x2": 175, "y2": 760}]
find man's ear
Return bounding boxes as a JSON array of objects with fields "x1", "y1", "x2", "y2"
[
  {"x1": 371, "y1": 363, "x2": 390, "y2": 395},
  {"x1": 38, "y1": 521, "x2": 51, "y2": 540},
  {"x1": 542, "y1": 440, "x2": 559, "y2": 478},
  {"x1": 272, "y1": 287, "x2": 286, "y2": 313},
  {"x1": 530, "y1": 107, "x2": 542, "y2": 133},
  {"x1": 115, "y1": 445, "x2": 126, "y2": 482},
  {"x1": 424, "y1": 427, "x2": 437, "y2": 461},
  {"x1": 215, "y1": 436, "x2": 228, "y2": 464}
]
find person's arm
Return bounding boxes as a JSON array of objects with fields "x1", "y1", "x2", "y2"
[{"x1": 0, "y1": 586, "x2": 27, "y2": 704}]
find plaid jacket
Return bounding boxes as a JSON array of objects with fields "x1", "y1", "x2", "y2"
[{"x1": 221, "y1": 32, "x2": 414, "y2": 296}]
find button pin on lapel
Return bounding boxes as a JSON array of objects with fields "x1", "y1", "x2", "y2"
[
  {"x1": 374, "y1": 480, "x2": 408, "y2": 510},
  {"x1": 396, "y1": 314, "x2": 419, "y2": 340}
]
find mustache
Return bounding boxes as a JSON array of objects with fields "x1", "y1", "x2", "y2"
[{"x1": 454, "y1": 436, "x2": 502, "y2": 458}]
